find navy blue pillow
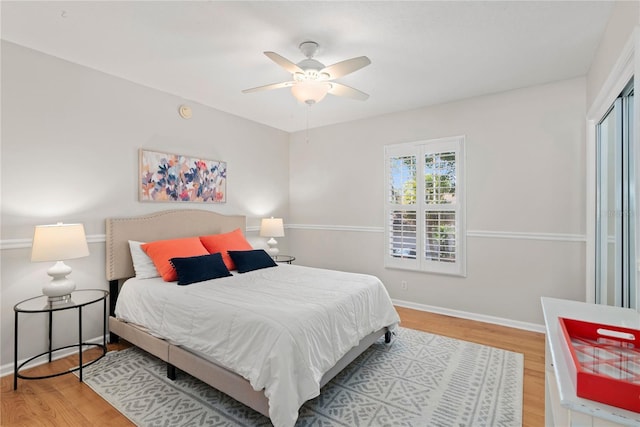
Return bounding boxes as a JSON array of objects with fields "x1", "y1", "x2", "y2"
[
  {"x1": 169, "y1": 253, "x2": 232, "y2": 285},
  {"x1": 227, "y1": 249, "x2": 278, "y2": 273}
]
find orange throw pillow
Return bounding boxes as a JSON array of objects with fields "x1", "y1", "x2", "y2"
[
  {"x1": 199, "y1": 228, "x2": 253, "y2": 270},
  {"x1": 141, "y1": 237, "x2": 209, "y2": 282}
]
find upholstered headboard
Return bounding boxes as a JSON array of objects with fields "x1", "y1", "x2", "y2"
[{"x1": 105, "y1": 209, "x2": 246, "y2": 281}]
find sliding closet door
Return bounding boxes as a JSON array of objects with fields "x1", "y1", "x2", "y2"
[{"x1": 595, "y1": 80, "x2": 635, "y2": 308}]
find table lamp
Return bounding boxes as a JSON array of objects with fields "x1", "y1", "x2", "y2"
[
  {"x1": 31, "y1": 223, "x2": 90, "y2": 302},
  {"x1": 260, "y1": 217, "x2": 284, "y2": 257}
]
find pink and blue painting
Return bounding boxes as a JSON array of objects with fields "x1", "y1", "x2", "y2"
[{"x1": 139, "y1": 149, "x2": 226, "y2": 203}]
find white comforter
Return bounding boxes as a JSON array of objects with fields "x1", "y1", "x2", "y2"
[{"x1": 115, "y1": 264, "x2": 400, "y2": 427}]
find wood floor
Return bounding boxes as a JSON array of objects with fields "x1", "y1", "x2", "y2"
[{"x1": 1, "y1": 307, "x2": 546, "y2": 426}]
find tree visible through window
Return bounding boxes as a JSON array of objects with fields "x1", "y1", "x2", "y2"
[{"x1": 385, "y1": 137, "x2": 465, "y2": 276}]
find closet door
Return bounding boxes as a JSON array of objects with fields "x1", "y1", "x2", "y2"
[{"x1": 595, "y1": 81, "x2": 635, "y2": 308}]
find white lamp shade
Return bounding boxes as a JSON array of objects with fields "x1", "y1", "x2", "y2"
[
  {"x1": 31, "y1": 223, "x2": 90, "y2": 262},
  {"x1": 260, "y1": 217, "x2": 284, "y2": 238},
  {"x1": 291, "y1": 82, "x2": 331, "y2": 105}
]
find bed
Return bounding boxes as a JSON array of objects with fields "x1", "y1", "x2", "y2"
[{"x1": 106, "y1": 209, "x2": 400, "y2": 427}]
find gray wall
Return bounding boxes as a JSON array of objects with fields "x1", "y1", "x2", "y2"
[
  {"x1": 287, "y1": 78, "x2": 587, "y2": 326},
  {"x1": 0, "y1": 41, "x2": 290, "y2": 373}
]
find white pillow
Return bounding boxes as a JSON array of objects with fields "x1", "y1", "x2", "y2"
[{"x1": 128, "y1": 240, "x2": 160, "y2": 279}]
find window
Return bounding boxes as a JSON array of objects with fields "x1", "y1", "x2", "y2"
[{"x1": 385, "y1": 136, "x2": 466, "y2": 276}]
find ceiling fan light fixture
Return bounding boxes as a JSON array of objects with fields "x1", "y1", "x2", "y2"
[
  {"x1": 291, "y1": 81, "x2": 331, "y2": 105},
  {"x1": 293, "y1": 69, "x2": 322, "y2": 82},
  {"x1": 305, "y1": 69, "x2": 320, "y2": 80}
]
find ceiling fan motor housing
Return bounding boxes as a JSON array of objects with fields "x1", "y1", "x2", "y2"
[
  {"x1": 294, "y1": 58, "x2": 327, "y2": 82},
  {"x1": 295, "y1": 41, "x2": 330, "y2": 81}
]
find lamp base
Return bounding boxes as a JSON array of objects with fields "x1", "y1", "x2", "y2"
[
  {"x1": 43, "y1": 261, "x2": 76, "y2": 301},
  {"x1": 266, "y1": 237, "x2": 279, "y2": 258},
  {"x1": 47, "y1": 294, "x2": 73, "y2": 304}
]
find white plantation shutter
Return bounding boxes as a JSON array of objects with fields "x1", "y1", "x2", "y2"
[
  {"x1": 389, "y1": 210, "x2": 417, "y2": 260},
  {"x1": 385, "y1": 137, "x2": 466, "y2": 276},
  {"x1": 425, "y1": 211, "x2": 456, "y2": 263},
  {"x1": 387, "y1": 154, "x2": 418, "y2": 263}
]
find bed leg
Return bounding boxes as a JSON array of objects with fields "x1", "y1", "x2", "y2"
[
  {"x1": 109, "y1": 332, "x2": 120, "y2": 344},
  {"x1": 385, "y1": 330, "x2": 392, "y2": 343},
  {"x1": 109, "y1": 279, "x2": 119, "y2": 317},
  {"x1": 167, "y1": 364, "x2": 176, "y2": 380},
  {"x1": 108, "y1": 280, "x2": 121, "y2": 344}
]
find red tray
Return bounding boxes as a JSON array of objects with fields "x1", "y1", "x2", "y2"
[{"x1": 559, "y1": 317, "x2": 640, "y2": 413}]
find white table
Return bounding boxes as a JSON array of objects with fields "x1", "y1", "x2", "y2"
[{"x1": 541, "y1": 297, "x2": 640, "y2": 426}]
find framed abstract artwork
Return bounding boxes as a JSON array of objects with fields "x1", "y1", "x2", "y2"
[{"x1": 139, "y1": 149, "x2": 227, "y2": 203}]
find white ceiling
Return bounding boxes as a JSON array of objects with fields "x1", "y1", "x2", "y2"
[{"x1": 1, "y1": 1, "x2": 613, "y2": 133}]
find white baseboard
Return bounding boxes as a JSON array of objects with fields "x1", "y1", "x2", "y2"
[
  {"x1": 392, "y1": 299, "x2": 546, "y2": 333},
  {"x1": 1, "y1": 334, "x2": 108, "y2": 378}
]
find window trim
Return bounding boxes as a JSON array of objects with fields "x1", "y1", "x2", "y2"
[{"x1": 384, "y1": 136, "x2": 466, "y2": 276}]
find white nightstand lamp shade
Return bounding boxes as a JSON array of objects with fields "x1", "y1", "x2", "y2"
[
  {"x1": 260, "y1": 217, "x2": 284, "y2": 257},
  {"x1": 31, "y1": 223, "x2": 90, "y2": 301}
]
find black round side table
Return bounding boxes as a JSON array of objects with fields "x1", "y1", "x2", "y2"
[{"x1": 13, "y1": 289, "x2": 108, "y2": 390}]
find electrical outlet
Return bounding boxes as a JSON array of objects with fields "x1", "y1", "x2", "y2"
[{"x1": 401, "y1": 281, "x2": 408, "y2": 291}]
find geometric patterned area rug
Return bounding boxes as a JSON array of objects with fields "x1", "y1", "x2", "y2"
[{"x1": 79, "y1": 327, "x2": 523, "y2": 427}]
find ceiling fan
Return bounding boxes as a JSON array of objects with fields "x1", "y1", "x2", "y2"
[{"x1": 242, "y1": 41, "x2": 371, "y2": 105}]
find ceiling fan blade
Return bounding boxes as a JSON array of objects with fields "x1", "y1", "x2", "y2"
[
  {"x1": 264, "y1": 51, "x2": 304, "y2": 74},
  {"x1": 242, "y1": 81, "x2": 295, "y2": 94},
  {"x1": 321, "y1": 56, "x2": 371, "y2": 79},
  {"x1": 328, "y1": 82, "x2": 369, "y2": 101}
]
